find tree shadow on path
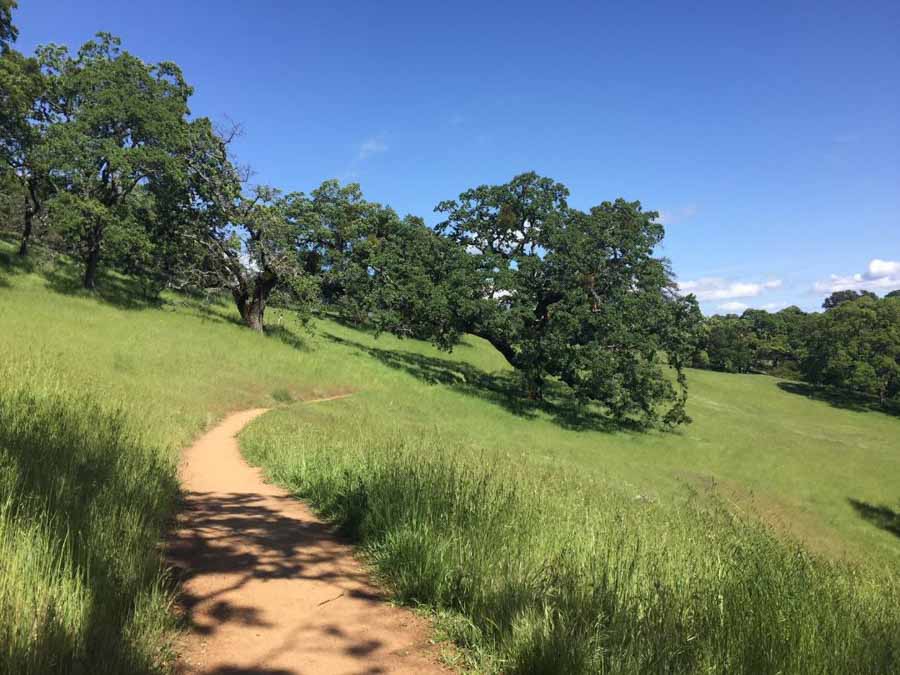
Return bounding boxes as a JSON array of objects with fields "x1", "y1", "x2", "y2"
[{"x1": 166, "y1": 490, "x2": 403, "y2": 674}]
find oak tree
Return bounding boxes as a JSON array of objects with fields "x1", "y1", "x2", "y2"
[
  {"x1": 38, "y1": 34, "x2": 194, "y2": 289},
  {"x1": 435, "y1": 172, "x2": 700, "y2": 426}
]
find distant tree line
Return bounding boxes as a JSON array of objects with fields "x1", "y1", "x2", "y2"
[
  {"x1": 0, "y1": 16, "x2": 702, "y2": 428},
  {"x1": 693, "y1": 290, "x2": 900, "y2": 406}
]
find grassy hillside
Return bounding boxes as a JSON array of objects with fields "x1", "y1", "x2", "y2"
[
  {"x1": 1, "y1": 240, "x2": 899, "y2": 672},
  {"x1": 276, "y1": 320, "x2": 900, "y2": 564},
  {"x1": 0, "y1": 242, "x2": 364, "y2": 673}
]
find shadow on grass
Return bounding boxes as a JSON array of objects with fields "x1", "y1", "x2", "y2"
[
  {"x1": 777, "y1": 382, "x2": 899, "y2": 417},
  {"x1": 174, "y1": 294, "x2": 246, "y2": 328},
  {"x1": 265, "y1": 324, "x2": 310, "y2": 352},
  {"x1": 849, "y1": 498, "x2": 900, "y2": 539},
  {"x1": 324, "y1": 332, "x2": 634, "y2": 432},
  {"x1": 0, "y1": 391, "x2": 180, "y2": 673},
  {"x1": 0, "y1": 241, "x2": 36, "y2": 287},
  {"x1": 1, "y1": 237, "x2": 166, "y2": 312},
  {"x1": 43, "y1": 266, "x2": 165, "y2": 311}
]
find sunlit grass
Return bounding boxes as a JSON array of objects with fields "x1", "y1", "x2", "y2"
[
  {"x1": 2, "y1": 236, "x2": 899, "y2": 672},
  {"x1": 241, "y1": 398, "x2": 900, "y2": 673}
]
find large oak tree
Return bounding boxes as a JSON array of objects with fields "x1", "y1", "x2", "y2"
[
  {"x1": 38, "y1": 34, "x2": 194, "y2": 289},
  {"x1": 371, "y1": 172, "x2": 701, "y2": 427}
]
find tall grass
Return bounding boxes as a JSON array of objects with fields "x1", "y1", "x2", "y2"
[
  {"x1": 3, "y1": 240, "x2": 899, "y2": 672},
  {"x1": 0, "y1": 366, "x2": 179, "y2": 673},
  {"x1": 242, "y1": 403, "x2": 900, "y2": 674}
]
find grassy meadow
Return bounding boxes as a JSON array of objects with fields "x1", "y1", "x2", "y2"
[
  {"x1": 1, "y1": 239, "x2": 899, "y2": 673},
  {"x1": 0, "y1": 241, "x2": 365, "y2": 673}
]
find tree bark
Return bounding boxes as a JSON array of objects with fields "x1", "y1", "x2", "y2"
[
  {"x1": 244, "y1": 300, "x2": 264, "y2": 331},
  {"x1": 18, "y1": 196, "x2": 33, "y2": 257},
  {"x1": 233, "y1": 272, "x2": 277, "y2": 332},
  {"x1": 470, "y1": 327, "x2": 517, "y2": 367},
  {"x1": 83, "y1": 221, "x2": 103, "y2": 290},
  {"x1": 83, "y1": 244, "x2": 101, "y2": 290},
  {"x1": 526, "y1": 374, "x2": 544, "y2": 401}
]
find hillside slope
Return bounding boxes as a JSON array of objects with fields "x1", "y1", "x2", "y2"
[{"x1": 1, "y1": 242, "x2": 899, "y2": 672}]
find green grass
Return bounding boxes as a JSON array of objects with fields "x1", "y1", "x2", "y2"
[
  {"x1": 278, "y1": 322, "x2": 900, "y2": 564},
  {"x1": 0, "y1": 241, "x2": 364, "y2": 673},
  {"x1": 0, "y1": 366, "x2": 178, "y2": 672},
  {"x1": 242, "y1": 405, "x2": 899, "y2": 673},
  {"x1": 2, "y1": 238, "x2": 899, "y2": 672}
]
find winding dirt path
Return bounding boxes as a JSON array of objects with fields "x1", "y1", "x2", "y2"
[{"x1": 167, "y1": 405, "x2": 447, "y2": 675}]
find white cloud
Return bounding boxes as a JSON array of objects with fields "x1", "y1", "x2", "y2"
[
  {"x1": 869, "y1": 259, "x2": 900, "y2": 277},
  {"x1": 813, "y1": 258, "x2": 900, "y2": 294},
  {"x1": 678, "y1": 277, "x2": 782, "y2": 301},
  {"x1": 655, "y1": 205, "x2": 698, "y2": 225},
  {"x1": 357, "y1": 136, "x2": 388, "y2": 160},
  {"x1": 716, "y1": 300, "x2": 786, "y2": 314}
]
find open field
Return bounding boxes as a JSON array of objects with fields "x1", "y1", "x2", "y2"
[
  {"x1": 256, "y1": 319, "x2": 900, "y2": 565},
  {"x1": 1, "y1": 241, "x2": 899, "y2": 673}
]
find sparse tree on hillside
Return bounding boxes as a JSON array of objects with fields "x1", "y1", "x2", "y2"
[
  {"x1": 185, "y1": 188, "x2": 321, "y2": 332},
  {"x1": 172, "y1": 123, "x2": 323, "y2": 331},
  {"x1": 433, "y1": 172, "x2": 700, "y2": 427},
  {"x1": 37, "y1": 34, "x2": 194, "y2": 289}
]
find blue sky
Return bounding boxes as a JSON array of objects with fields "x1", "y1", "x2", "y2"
[{"x1": 14, "y1": 1, "x2": 900, "y2": 313}]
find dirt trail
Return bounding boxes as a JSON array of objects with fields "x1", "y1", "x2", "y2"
[{"x1": 168, "y1": 405, "x2": 447, "y2": 675}]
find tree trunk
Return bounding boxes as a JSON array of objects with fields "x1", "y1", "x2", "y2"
[
  {"x1": 471, "y1": 327, "x2": 517, "y2": 367},
  {"x1": 82, "y1": 219, "x2": 105, "y2": 290},
  {"x1": 18, "y1": 197, "x2": 33, "y2": 257},
  {"x1": 83, "y1": 245, "x2": 101, "y2": 290},
  {"x1": 244, "y1": 297, "x2": 265, "y2": 332},
  {"x1": 234, "y1": 272, "x2": 277, "y2": 332},
  {"x1": 526, "y1": 373, "x2": 544, "y2": 401}
]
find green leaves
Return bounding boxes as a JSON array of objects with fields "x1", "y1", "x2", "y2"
[
  {"x1": 27, "y1": 33, "x2": 197, "y2": 288},
  {"x1": 0, "y1": 0, "x2": 17, "y2": 53},
  {"x1": 803, "y1": 295, "x2": 900, "y2": 404},
  {"x1": 432, "y1": 173, "x2": 700, "y2": 427}
]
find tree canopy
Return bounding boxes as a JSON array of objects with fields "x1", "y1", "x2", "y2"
[
  {"x1": 803, "y1": 295, "x2": 900, "y2": 404},
  {"x1": 822, "y1": 289, "x2": 877, "y2": 310},
  {"x1": 424, "y1": 173, "x2": 700, "y2": 426},
  {"x1": 0, "y1": 0, "x2": 17, "y2": 53},
  {"x1": 36, "y1": 34, "x2": 197, "y2": 289},
  {"x1": 692, "y1": 294, "x2": 900, "y2": 409}
]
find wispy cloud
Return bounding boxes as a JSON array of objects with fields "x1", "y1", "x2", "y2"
[
  {"x1": 813, "y1": 258, "x2": 900, "y2": 294},
  {"x1": 357, "y1": 136, "x2": 388, "y2": 161},
  {"x1": 717, "y1": 300, "x2": 786, "y2": 313},
  {"x1": 655, "y1": 205, "x2": 698, "y2": 225},
  {"x1": 717, "y1": 301, "x2": 748, "y2": 313},
  {"x1": 678, "y1": 277, "x2": 782, "y2": 302}
]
